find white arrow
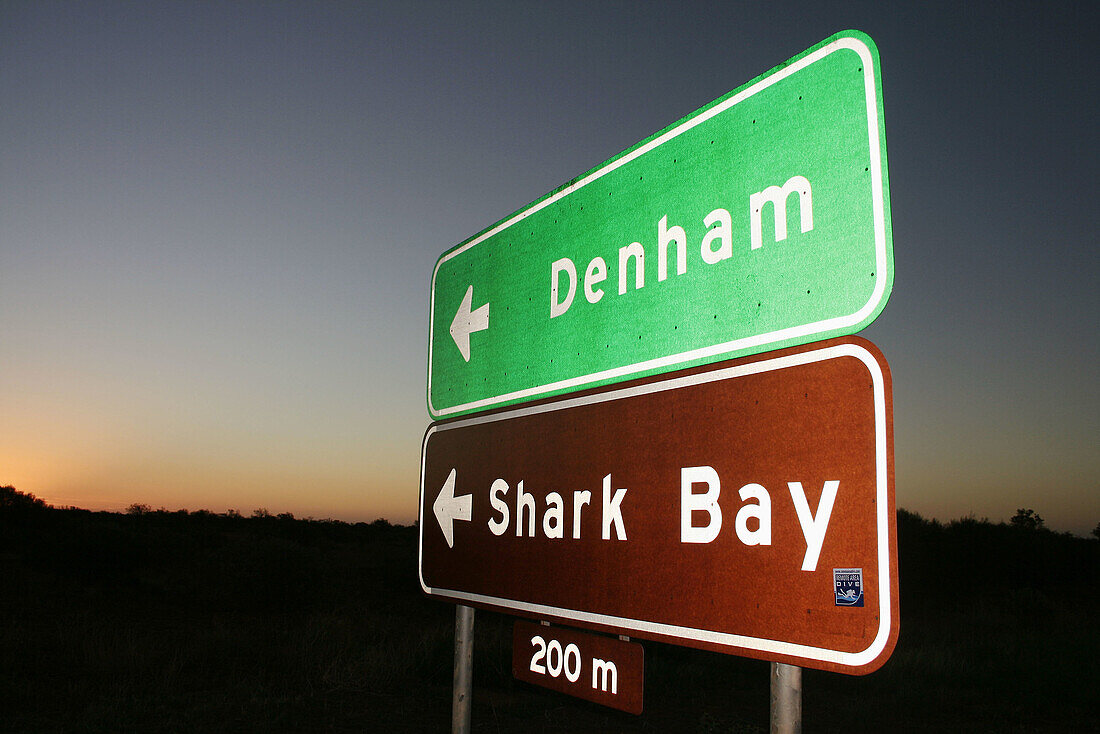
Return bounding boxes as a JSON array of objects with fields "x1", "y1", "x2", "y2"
[
  {"x1": 433, "y1": 468, "x2": 471, "y2": 549},
  {"x1": 449, "y1": 285, "x2": 489, "y2": 362}
]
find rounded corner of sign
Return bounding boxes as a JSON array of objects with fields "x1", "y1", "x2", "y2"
[
  {"x1": 425, "y1": 386, "x2": 449, "y2": 422},
  {"x1": 847, "y1": 275, "x2": 893, "y2": 336},
  {"x1": 847, "y1": 628, "x2": 899, "y2": 675},
  {"x1": 830, "y1": 30, "x2": 878, "y2": 63},
  {"x1": 835, "y1": 335, "x2": 883, "y2": 367},
  {"x1": 421, "y1": 421, "x2": 440, "y2": 449},
  {"x1": 425, "y1": 398, "x2": 442, "y2": 423},
  {"x1": 430, "y1": 252, "x2": 450, "y2": 288},
  {"x1": 417, "y1": 566, "x2": 432, "y2": 597},
  {"x1": 845, "y1": 656, "x2": 887, "y2": 676},
  {"x1": 840, "y1": 597, "x2": 900, "y2": 675},
  {"x1": 834, "y1": 29, "x2": 875, "y2": 48}
]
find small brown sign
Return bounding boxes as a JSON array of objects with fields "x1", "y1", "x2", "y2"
[
  {"x1": 419, "y1": 337, "x2": 898, "y2": 674},
  {"x1": 512, "y1": 620, "x2": 644, "y2": 714}
]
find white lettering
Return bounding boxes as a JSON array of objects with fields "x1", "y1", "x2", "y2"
[
  {"x1": 529, "y1": 635, "x2": 546, "y2": 674},
  {"x1": 488, "y1": 478, "x2": 509, "y2": 536},
  {"x1": 487, "y1": 480, "x2": 628, "y2": 542},
  {"x1": 735, "y1": 482, "x2": 772, "y2": 546},
  {"x1": 700, "y1": 208, "x2": 733, "y2": 264},
  {"x1": 564, "y1": 643, "x2": 581, "y2": 682},
  {"x1": 547, "y1": 176, "x2": 814, "y2": 319},
  {"x1": 516, "y1": 480, "x2": 536, "y2": 538},
  {"x1": 788, "y1": 480, "x2": 839, "y2": 571},
  {"x1": 546, "y1": 639, "x2": 563, "y2": 677},
  {"x1": 550, "y1": 257, "x2": 577, "y2": 318},
  {"x1": 584, "y1": 257, "x2": 607, "y2": 304},
  {"x1": 681, "y1": 465, "x2": 722, "y2": 543},
  {"x1": 572, "y1": 489, "x2": 591, "y2": 539},
  {"x1": 617, "y1": 242, "x2": 645, "y2": 295},
  {"x1": 750, "y1": 175, "x2": 813, "y2": 249},
  {"x1": 601, "y1": 474, "x2": 628, "y2": 540},
  {"x1": 592, "y1": 658, "x2": 618, "y2": 694},
  {"x1": 657, "y1": 215, "x2": 687, "y2": 281},
  {"x1": 543, "y1": 492, "x2": 564, "y2": 539}
]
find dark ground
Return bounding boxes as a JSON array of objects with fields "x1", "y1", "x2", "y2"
[{"x1": 1, "y1": 488, "x2": 1097, "y2": 732}]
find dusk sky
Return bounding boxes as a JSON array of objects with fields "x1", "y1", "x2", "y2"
[{"x1": 2, "y1": 1, "x2": 1096, "y2": 534}]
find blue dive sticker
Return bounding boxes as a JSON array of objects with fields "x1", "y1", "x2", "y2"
[{"x1": 834, "y1": 568, "x2": 864, "y2": 607}]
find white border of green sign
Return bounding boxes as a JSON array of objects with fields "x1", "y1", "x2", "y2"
[{"x1": 428, "y1": 30, "x2": 892, "y2": 419}]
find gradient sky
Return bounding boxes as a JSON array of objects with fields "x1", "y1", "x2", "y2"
[{"x1": 2, "y1": 1, "x2": 1096, "y2": 534}]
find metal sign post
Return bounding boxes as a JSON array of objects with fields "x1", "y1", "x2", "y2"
[
  {"x1": 451, "y1": 605, "x2": 474, "y2": 734},
  {"x1": 770, "y1": 662, "x2": 802, "y2": 733}
]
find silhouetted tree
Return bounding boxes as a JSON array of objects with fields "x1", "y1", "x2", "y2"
[
  {"x1": 0, "y1": 485, "x2": 50, "y2": 511},
  {"x1": 252, "y1": 508, "x2": 272, "y2": 519},
  {"x1": 126, "y1": 503, "x2": 152, "y2": 515},
  {"x1": 1011, "y1": 508, "x2": 1044, "y2": 530},
  {"x1": 1092, "y1": 522, "x2": 1100, "y2": 540}
]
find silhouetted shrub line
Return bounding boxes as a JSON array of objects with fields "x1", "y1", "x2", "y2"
[{"x1": 1, "y1": 486, "x2": 1097, "y2": 732}]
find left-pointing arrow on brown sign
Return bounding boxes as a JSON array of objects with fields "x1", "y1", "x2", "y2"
[{"x1": 432, "y1": 468, "x2": 472, "y2": 548}]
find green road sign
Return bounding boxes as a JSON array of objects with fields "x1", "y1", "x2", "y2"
[{"x1": 428, "y1": 30, "x2": 892, "y2": 419}]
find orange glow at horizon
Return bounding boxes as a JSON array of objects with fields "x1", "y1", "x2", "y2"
[{"x1": 1, "y1": 436, "x2": 421, "y2": 525}]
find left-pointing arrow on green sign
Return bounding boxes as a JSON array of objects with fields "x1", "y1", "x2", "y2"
[{"x1": 448, "y1": 285, "x2": 489, "y2": 363}]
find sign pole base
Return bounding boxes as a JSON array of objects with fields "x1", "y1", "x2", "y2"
[
  {"x1": 770, "y1": 662, "x2": 802, "y2": 734},
  {"x1": 452, "y1": 605, "x2": 475, "y2": 734}
]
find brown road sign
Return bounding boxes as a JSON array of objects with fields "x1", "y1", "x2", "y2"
[
  {"x1": 512, "y1": 620, "x2": 644, "y2": 714},
  {"x1": 419, "y1": 336, "x2": 898, "y2": 674}
]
